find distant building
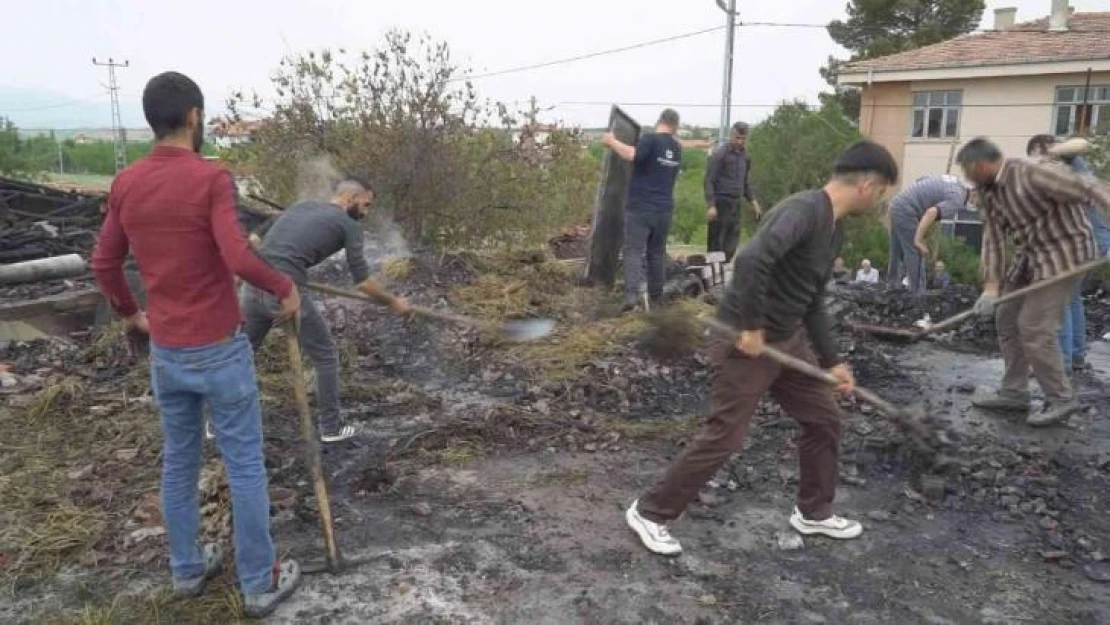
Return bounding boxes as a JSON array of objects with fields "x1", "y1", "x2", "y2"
[
  {"x1": 836, "y1": 1, "x2": 1110, "y2": 186},
  {"x1": 208, "y1": 118, "x2": 266, "y2": 148}
]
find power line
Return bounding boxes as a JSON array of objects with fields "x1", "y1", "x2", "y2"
[
  {"x1": 556, "y1": 100, "x2": 1105, "y2": 109},
  {"x1": 451, "y1": 25, "x2": 726, "y2": 82},
  {"x1": 2, "y1": 93, "x2": 109, "y2": 113}
]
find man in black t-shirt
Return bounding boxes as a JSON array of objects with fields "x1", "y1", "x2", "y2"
[{"x1": 602, "y1": 108, "x2": 683, "y2": 311}]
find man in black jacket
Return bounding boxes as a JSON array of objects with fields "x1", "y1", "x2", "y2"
[
  {"x1": 705, "y1": 122, "x2": 762, "y2": 261},
  {"x1": 625, "y1": 140, "x2": 899, "y2": 556},
  {"x1": 602, "y1": 108, "x2": 683, "y2": 311}
]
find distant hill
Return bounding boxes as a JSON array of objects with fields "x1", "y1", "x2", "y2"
[{"x1": 0, "y1": 85, "x2": 145, "y2": 131}]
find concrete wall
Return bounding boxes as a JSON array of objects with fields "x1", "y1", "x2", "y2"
[
  {"x1": 858, "y1": 82, "x2": 911, "y2": 182},
  {"x1": 858, "y1": 70, "x2": 1110, "y2": 187}
]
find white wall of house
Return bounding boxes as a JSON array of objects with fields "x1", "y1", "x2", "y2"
[{"x1": 900, "y1": 70, "x2": 1110, "y2": 184}]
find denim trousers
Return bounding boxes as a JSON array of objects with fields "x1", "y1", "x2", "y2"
[
  {"x1": 1059, "y1": 209, "x2": 1110, "y2": 365},
  {"x1": 150, "y1": 332, "x2": 275, "y2": 595}
]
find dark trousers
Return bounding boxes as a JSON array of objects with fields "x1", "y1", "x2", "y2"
[
  {"x1": 638, "y1": 330, "x2": 842, "y2": 522},
  {"x1": 241, "y1": 286, "x2": 342, "y2": 434},
  {"x1": 887, "y1": 204, "x2": 926, "y2": 294},
  {"x1": 707, "y1": 196, "x2": 742, "y2": 262},
  {"x1": 624, "y1": 209, "x2": 673, "y2": 302}
]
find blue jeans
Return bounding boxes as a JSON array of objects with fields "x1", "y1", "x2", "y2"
[
  {"x1": 151, "y1": 332, "x2": 275, "y2": 595},
  {"x1": 1059, "y1": 208, "x2": 1110, "y2": 365}
]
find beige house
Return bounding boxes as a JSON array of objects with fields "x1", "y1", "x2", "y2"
[{"x1": 837, "y1": 1, "x2": 1110, "y2": 186}]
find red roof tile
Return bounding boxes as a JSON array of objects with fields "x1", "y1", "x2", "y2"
[{"x1": 840, "y1": 12, "x2": 1110, "y2": 74}]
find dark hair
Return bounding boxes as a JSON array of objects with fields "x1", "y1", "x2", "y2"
[
  {"x1": 831, "y1": 140, "x2": 899, "y2": 184},
  {"x1": 1026, "y1": 134, "x2": 1056, "y2": 156},
  {"x1": 142, "y1": 72, "x2": 204, "y2": 140},
  {"x1": 658, "y1": 108, "x2": 680, "y2": 128},
  {"x1": 731, "y1": 121, "x2": 749, "y2": 135},
  {"x1": 335, "y1": 173, "x2": 374, "y2": 195},
  {"x1": 956, "y1": 137, "x2": 1003, "y2": 167}
]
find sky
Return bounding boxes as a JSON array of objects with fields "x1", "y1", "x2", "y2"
[{"x1": 2, "y1": 0, "x2": 1107, "y2": 131}]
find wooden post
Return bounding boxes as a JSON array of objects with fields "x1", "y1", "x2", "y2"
[{"x1": 0, "y1": 254, "x2": 86, "y2": 285}]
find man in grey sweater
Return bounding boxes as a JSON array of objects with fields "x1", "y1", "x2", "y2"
[
  {"x1": 241, "y1": 177, "x2": 411, "y2": 442},
  {"x1": 625, "y1": 140, "x2": 899, "y2": 556},
  {"x1": 705, "y1": 122, "x2": 762, "y2": 261},
  {"x1": 887, "y1": 175, "x2": 969, "y2": 294}
]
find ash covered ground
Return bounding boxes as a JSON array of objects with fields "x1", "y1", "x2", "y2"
[{"x1": 2, "y1": 251, "x2": 1110, "y2": 624}]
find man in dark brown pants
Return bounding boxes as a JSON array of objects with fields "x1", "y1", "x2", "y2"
[{"x1": 625, "y1": 141, "x2": 900, "y2": 556}]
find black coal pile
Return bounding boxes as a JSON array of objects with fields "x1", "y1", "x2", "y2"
[
  {"x1": 0, "y1": 223, "x2": 98, "y2": 264},
  {"x1": 1080, "y1": 289, "x2": 1110, "y2": 341},
  {"x1": 829, "y1": 283, "x2": 996, "y2": 350}
]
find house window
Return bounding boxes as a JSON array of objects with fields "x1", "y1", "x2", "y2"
[
  {"x1": 1053, "y1": 85, "x2": 1110, "y2": 136},
  {"x1": 910, "y1": 91, "x2": 962, "y2": 139}
]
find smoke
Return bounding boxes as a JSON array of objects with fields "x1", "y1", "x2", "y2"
[{"x1": 295, "y1": 155, "x2": 343, "y2": 201}]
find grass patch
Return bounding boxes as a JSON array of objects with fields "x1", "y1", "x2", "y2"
[
  {"x1": 600, "y1": 416, "x2": 700, "y2": 439},
  {"x1": 376, "y1": 257, "x2": 416, "y2": 283},
  {"x1": 511, "y1": 315, "x2": 648, "y2": 381},
  {"x1": 440, "y1": 442, "x2": 482, "y2": 466},
  {"x1": 0, "y1": 360, "x2": 159, "y2": 587},
  {"x1": 532, "y1": 468, "x2": 589, "y2": 487},
  {"x1": 35, "y1": 585, "x2": 245, "y2": 625}
]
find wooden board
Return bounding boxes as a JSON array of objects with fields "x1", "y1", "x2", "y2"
[{"x1": 583, "y1": 106, "x2": 641, "y2": 288}]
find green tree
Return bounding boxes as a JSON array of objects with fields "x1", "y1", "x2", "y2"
[
  {"x1": 0, "y1": 117, "x2": 27, "y2": 175},
  {"x1": 225, "y1": 30, "x2": 595, "y2": 250},
  {"x1": 821, "y1": 0, "x2": 985, "y2": 121}
]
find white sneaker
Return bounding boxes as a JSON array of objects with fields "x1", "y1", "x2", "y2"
[
  {"x1": 204, "y1": 421, "x2": 215, "y2": 441},
  {"x1": 320, "y1": 424, "x2": 359, "y2": 444},
  {"x1": 789, "y1": 507, "x2": 863, "y2": 539},
  {"x1": 625, "y1": 500, "x2": 682, "y2": 555}
]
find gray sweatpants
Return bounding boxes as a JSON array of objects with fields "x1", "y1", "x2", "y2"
[
  {"x1": 241, "y1": 286, "x2": 342, "y2": 434},
  {"x1": 887, "y1": 204, "x2": 926, "y2": 294},
  {"x1": 624, "y1": 209, "x2": 673, "y2": 303}
]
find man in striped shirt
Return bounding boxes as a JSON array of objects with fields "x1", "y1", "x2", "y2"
[
  {"x1": 958, "y1": 137, "x2": 1110, "y2": 427},
  {"x1": 886, "y1": 174, "x2": 970, "y2": 293}
]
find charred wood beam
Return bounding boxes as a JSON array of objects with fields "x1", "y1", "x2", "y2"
[{"x1": 0, "y1": 254, "x2": 88, "y2": 285}]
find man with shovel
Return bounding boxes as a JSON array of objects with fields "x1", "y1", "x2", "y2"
[
  {"x1": 625, "y1": 140, "x2": 899, "y2": 555},
  {"x1": 886, "y1": 174, "x2": 970, "y2": 294},
  {"x1": 960, "y1": 137, "x2": 1110, "y2": 426},
  {"x1": 92, "y1": 71, "x2": 301, "y2": 617},
  {"x1": 240, "y1": 176, "x2": 411, "y2": 443}
]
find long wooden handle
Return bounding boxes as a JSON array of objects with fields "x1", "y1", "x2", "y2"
[
  {"x1": 283, "y1": 319, "x2": 341, "y2": 573},
  {"x1": 920, "y1": 257, "x2": 1110, "y2": 339},
  {"x1": 699, "y1": 316, "x2": 908, "y2": 420},
  {"x1": 305, "y1": 281, "x2": 484, "y2": 329}
]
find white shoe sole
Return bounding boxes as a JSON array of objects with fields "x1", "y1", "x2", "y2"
[
  {"x1": 625, "y1": 503, "x2": 682, "y2": 556},
  {"x1": 790, "y1": 515, "x2": 863, "y2": 540},
  {"x1": 320, "y1": 428, "x2": 358, "y2": 444}
]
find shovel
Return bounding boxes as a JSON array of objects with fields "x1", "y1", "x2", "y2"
[
  {"x1": 852, "y1": 257, "x2": 1110, "y2": 344},
  {"x1": 306, "y1": 281, "x2": 556, "y2": 342},
  {"x1": 699, "y1": 316, "x2": 940, "y2": 449},
  {"x1": 281, "y1": 317, "x2": 343, "y2": 574}
]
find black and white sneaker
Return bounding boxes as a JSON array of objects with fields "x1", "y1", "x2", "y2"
[
  {"x1": 320, "y1": 424, "x2": 359, "y2": 444},
  {"x1": 789, "y1": 507, "x2": 863, "y2": 539},
  {"x1": 625, "y1": 500, "x2": 682, "y2": 555}
]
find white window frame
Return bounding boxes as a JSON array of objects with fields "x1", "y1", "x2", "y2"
[
  {"x1": 1053, "y1": 85, "x2": 1110, "y2": 136},
  {"x1": 909, "y1": 90, "x2": 962, "y2": 139}
]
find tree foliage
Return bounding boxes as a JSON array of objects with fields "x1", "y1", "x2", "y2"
[
  {"x1": 821, "y1": 0, "x2": 986, "y2": 121},
  {"x1": 224, "y1": 30, "x2": 596, "y2": 250}
]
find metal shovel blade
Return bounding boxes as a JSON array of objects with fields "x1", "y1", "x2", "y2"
[{"x1": 501, "y1": 318, "x2": 556, "y2": 342}]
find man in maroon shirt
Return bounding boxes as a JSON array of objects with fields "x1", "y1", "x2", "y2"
[{"x1": 92, "y1": 71, "x2": 300, "y2": 617}]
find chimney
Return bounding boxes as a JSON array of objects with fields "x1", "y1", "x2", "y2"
[
  {"x1": 994, "y1": 7, "x2": 1017, "y2": 30},
  {"x1": 1049, "y1": 0, "x2": 1070, "y2": 31}
]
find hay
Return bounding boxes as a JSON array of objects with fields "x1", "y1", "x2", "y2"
[
  {"x1": 26, "y1": 376, "x2": 86, "y2": 422},
  {"x1": 640, "y1": 300, "x2": 716, "y2": 361},
  {"x1": 377, "y1": 257, "x2": 415, "y2": 282},
  {"x1": 37, "y1": 585, "x2": 244, "y2": 625},
  {"x1": 512, "y1": 315, "x2": 648, "y2": 381}
]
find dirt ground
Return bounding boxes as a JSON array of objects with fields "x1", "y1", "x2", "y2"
[{"x1": 2, "y1": 252, "x2": 1110, "y2": 624}]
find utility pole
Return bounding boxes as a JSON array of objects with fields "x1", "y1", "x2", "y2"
[
  {"x1": 716, "y1": 0, "x2": 737, "y2": 143},
  {"x1": 92, "y1": 57, "x2": 129, "y2": 173}
]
